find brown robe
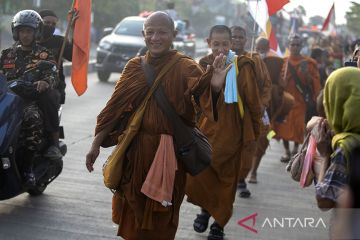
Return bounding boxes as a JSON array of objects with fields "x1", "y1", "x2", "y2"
[
  {"x1": 186, "y1": 54, "x2": 262, "y2": 227},
  {"x1": 244, "y1": 52, "x2": 272, "y2": 108},
  {"x1": 262, "y1": 56, "x2": 285, "y2": 123},
  {"x1": 273, "y1": 55, "x2": 321, "y2": 143},
  {"x1": 238, "y1": 52, "x2": 272, "y2": 179},
  {"x1": 95, "y1": 50, "x2": 211, "y2": 240}
]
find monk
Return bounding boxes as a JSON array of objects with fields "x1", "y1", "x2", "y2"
[
  {"x1": 186, "y1": 25, "x2": 262, "y2": 240},
  {"x1": 85, "y1": 12, "x2": 229, "y2": 240},
  {"x1": 255, "y1": 36, "x2": 279, "y2": 58},
  {"x1": 249, "y1": 37, "x2": 287, "y2": 184},
  {"x1": 273, "y1": 34, "x2": 321, "y2": 162},
  {"x1": 230, "y1": 26, "x2": 272, "y2": 196}
]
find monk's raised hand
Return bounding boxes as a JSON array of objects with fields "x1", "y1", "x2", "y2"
[{"x1": 211, "y1": 53, "x2": 232, "y2": 92}]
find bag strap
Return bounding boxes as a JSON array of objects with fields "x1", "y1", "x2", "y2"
[
  {"x1": 287, "y1": 62, "x2": 316, "y2": 105},
  {"x1": 141, "y1": 55, "x2": 193, "y2": 146},
  {"x1": 120, "y1": 55, "x2": 183, "y2": 135},
  {"x1": 287, "y1": 62, "x2": 306, "y2": 95},
  {"x1": 141, "y1": 55, "x2": 183, "y2": 105}
]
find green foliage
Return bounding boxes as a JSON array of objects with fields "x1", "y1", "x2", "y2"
[
  {"x1": 92, "y1": 0, "x2": 140, "y2": 29},
  {"x1": 308, "y1": 15, "x2": 324, "y2": 27},
  {"x1": 0, "y1": 0, "x2": 140, "y2": 30},
  {"x1": 346, "y1": 1, "x2": 360, "y2": 35}
]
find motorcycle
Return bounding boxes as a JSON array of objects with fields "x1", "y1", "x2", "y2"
[{"x1": 0, "y1": 61, "x2": 67, "y2": 199}]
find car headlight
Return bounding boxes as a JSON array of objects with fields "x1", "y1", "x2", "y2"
[{"x1": 99, "y1": 40, "x2": 112, "y2": 51}]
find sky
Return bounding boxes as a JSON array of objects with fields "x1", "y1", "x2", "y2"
[{"x1": 283, "y1": 0, "x2": 360, "y2": 25}]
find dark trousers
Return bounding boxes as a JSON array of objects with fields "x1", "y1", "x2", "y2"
[{"x1": 37, "y1": 89, "x2": 60, "y2": 133}]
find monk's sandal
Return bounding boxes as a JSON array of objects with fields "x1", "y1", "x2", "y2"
[
  {"x1": 208, "y1": 221, "x2": 225, "y2": 240},
  {"x1": 193, "y1": 209, "x2": 211, "y2": 233}
]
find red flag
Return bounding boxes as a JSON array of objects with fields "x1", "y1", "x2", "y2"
[
  {"x1": 249, "y1": 0, "x2": 288, "y2": 55},
  {"x1": 266, "y1": 0, "x2": 289, "y2": 16},
  {"x1": 321, "y1": 3, "x2": 335, "y2": 31},
  {"x1": 71, "y1": 0, "x2": 91, "y2": 96}
]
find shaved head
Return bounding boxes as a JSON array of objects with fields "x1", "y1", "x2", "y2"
[
  {"x1": 255, "y1": 37, "x2": 269, "y2": 48},
  {"x1": 144, "y1": 11, "x2": 175, "y2": 32},
  {"x1": 142, "y1": 11, "x2": 177, "y2": 57}
]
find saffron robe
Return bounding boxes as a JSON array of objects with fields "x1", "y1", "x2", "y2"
[
  {"x1": 274, "y1": 55, "x2": 321, "y2": 143},
  {"x1": 95, "y1": 50, "x2": 211, "y2": 240}
]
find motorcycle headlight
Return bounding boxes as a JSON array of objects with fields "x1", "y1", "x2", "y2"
[{"x1": 99, "y1": 40, "x2": 112, "y2": 51}]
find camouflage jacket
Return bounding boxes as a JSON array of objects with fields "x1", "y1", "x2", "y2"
[{"x1": 0, "y1": 44, "x2": 58, "y2": 89}]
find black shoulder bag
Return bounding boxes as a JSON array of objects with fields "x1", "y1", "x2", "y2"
[
  {"x1": 141, "y1": 57, "x2": 212, "y2": 176},
  {"x1": 287, "y1": 62, "x2": 317, "y2": 122}
]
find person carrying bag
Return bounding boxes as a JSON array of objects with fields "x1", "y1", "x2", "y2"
[
  {"x1": 287, "y1": 61, "x2": 317, "y2": 123},
  {"x1": 102, "y1": 55, "x2": 183, "y2": 190}
]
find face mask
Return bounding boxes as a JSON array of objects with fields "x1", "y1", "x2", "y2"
[
  {"x1": 42, "y1": 25, "x2": 55, "y2": 39},
  {"x1": 259, "y1": 53, "x2": 266, "y2": 59}
]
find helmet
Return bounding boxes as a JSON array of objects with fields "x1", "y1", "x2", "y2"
[{"x1": 11, "y1": 10, "x2": 43, "y2": 41}]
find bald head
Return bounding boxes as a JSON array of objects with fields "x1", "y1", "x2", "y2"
[
  {"x1": 255, "y1": 37, "x2": 269, "y2": 48},
  {"x1": 142, "y1": 11, "x2": 177, "y2": 57},
  {"x1": 288, "y1": 33, "x2": 303, "y2": 45},
  {"x1": 255, "y1": 37, "x2": 270, "y2": 54},
  {"x1": 143, "y1": 11, "x2": 175, "y2": 32}
]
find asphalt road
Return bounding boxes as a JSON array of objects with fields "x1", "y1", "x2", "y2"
[{"x1": 0, "y1": 73, "x2": 332, "y2": 240}]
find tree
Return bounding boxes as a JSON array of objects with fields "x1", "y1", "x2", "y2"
[
  {"x1": 92, "y1": 0, "x2": 139, "y2": 30},
  {"x1": 346, "y1": 1, "x2": 360, "y2": 35}
]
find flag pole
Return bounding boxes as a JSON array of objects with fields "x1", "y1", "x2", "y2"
[
  {"x1": 249, "y1": 0, "x2": 259, "y2": 58},
  {"x1": 57, "y1": 0, "x2": 76, "y2": 69}
]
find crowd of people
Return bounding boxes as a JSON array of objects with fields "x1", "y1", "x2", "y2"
[
  {"x1": 1, "y1": 4, "x2": 360, "y2": 240},
  {"x1": 85, "y1": 9, "x2": 360, "y2": 240}
]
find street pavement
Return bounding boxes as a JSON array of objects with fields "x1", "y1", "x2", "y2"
[{"x1": 0, "y1": 73, "x2": 332, "y2": 240}]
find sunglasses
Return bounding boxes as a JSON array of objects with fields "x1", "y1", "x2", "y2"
[{"x1": 290, "y1": 43, "x2": 301, "y2": 47}]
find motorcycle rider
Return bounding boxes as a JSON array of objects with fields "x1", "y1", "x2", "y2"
[
  {"x1": 38, "y1": 9, "x2": 74, "y2": 104},
  {"x1": 0, "y1": 10, "x2": 61, "y2": 184}
]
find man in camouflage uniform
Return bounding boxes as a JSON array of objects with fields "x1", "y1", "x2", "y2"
[{"x1": 0, "y1": 10, "x2": 60, "y2": 184}]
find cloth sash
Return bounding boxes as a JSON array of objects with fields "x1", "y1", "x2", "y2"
[
  {"x1": 224, "y1": 50, "x2": 244, "y2": 118},
  {"x1": 141, "y1": 134, "x2": 178, "y2": 207}
]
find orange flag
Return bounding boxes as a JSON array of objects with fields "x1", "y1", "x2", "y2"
[{"x1": 71, "y1": 0, "x2": 91, "y2": 96}]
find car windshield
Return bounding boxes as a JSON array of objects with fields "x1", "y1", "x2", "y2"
[{"x1": 114, "y1": 18, "x2": 144, "y2": 36}]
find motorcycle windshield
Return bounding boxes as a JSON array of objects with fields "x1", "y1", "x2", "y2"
[{"x1": 0, "y1": 87, "x2": 23, "y2": 154}]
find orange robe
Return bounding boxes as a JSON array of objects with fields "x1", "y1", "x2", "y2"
[
  {"x1": 95, "y1": 51, "x2": 211, "y2": 240},
  {"x1": 186, "y1": 54, "x2": 262, "y2": 227},
  {"x1": 274, "y1": 55, "x2": 321, "y2": 143}
]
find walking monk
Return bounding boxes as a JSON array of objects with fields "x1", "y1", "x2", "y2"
[
  {"x1": 85, "y1": 12, "x2": 229, "y2": 240},
  {"x1": 186, "y1": 25, "x2": 262, "y2": 240},
  {"x1": 274, "y1": 34, "x2": 321, "y2": 162},
  {"x1": 230, "y1": 26, "x2": 272, "y2": 197},
  {"x1": 249, "y1": 37, "x2": 290, "y2": 183}
]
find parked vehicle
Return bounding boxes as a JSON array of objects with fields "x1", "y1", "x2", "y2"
[
  {"x1": 0, "y1": 62, "x2": 66, "y2": 200},
  {"x1": 96, "y1": 16, "x2": 196, "y2": 82}
]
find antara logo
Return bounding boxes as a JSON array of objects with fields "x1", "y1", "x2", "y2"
[
  {"x1": 238, "y1": 213, "x2": 327, "y2": 233},
  {"x1": 261, "y1": 217, "x2": 327, "y2": 228},
  {"x1": 237, "y1": 213, "x2": 258, "y2": 233}
]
